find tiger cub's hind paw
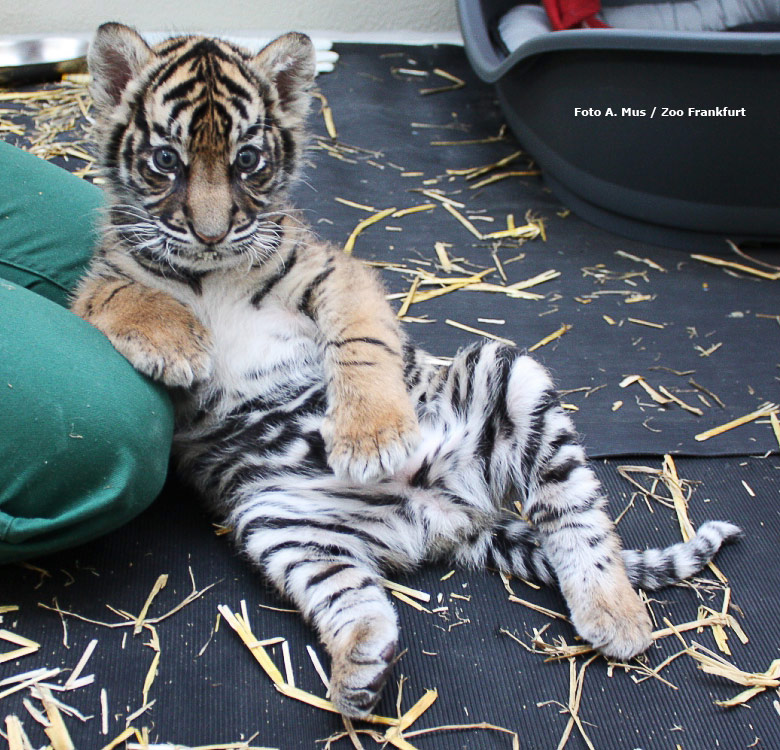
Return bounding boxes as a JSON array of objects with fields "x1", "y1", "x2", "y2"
[
  {"x1": 328, "y1": 620, "x2": 399, "y2": 719},
  {"x1": 570, "y1": 580, "x2": 653, "y2": 661}
]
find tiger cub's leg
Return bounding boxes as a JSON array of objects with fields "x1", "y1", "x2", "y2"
[
  {"x1": 71, "y1": 274, "x2": 212, "y2": 387},
  {"x1": 413, "y1": 342, "x2": 652, "y2": 659},
  {"x1": 229, "y1": 486, "x2": 412, "y2": 718},
  {"x1": 496, "y1": 349, "x2": 652, "y2": 658}
]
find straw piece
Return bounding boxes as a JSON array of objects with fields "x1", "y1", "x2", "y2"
[
  {"x1": 217, "y1": 605, "x2": 285, "y2": 686},
  {"x1": 100, "y1": 727, "x2": 136, "y2": 750},
  {"x1": 5, "y1": 715, "x2": 28, "y2": 750},
  {"x1": 343, "y1": 207, "x2": 397, "y2": 254},
  {"x1": 142, "y1": 626, "x2": 161, "y2": 706},
  {"x1": 380, "y1": 578, "x2": 431, "y2": 603},
  {"x1": 615, "y1": 250, "x2": 667, "y2": 272},
  {"x1": 100, "y1": 688, "x2": 108, "y2": 735},
  {"x1": 691, "y1": 254, "x2": 780, "y2": 280},
  {"x1": 306, "y1": 645, "x2": 330, "y2": 689},
  {"x1": 627, "y1": 317, "x2": 666, "y2": 330},
  {"x1": 695, "y1": 403, "x2": 779, "y2": 442},
  {"x1": 419, "y1": 68, "x2": 466, "y2": 95},
  {"x1": 434, "y1": 242, "x2": 453, "y2": 272},
  {"x1": 662, "y1": 456, "x2": 690, "y2": 537},
  {"x1": 469, "y1": 170, "x2": 541, "y2": 190},
  {"x1": 281, "y1": 640, "x2": 295, "y2": 687},
  {"x1": 0, "y1": 629, "x2": 39, "y2": 664},
  {"x1": 508, "y1": 596, "x2": 569, "y2": 621},
  {"x1": 657, "y1": 385, "x2": 704, "y2": 416},
  {"x1": 442, "y1": 202, "x2": 484, "y2": 239},
  {"x1": 63, "y1": 638, "x2": 98, "y2": 689},
  {"x1": 685, "y1": 643, "x2": 780, "y2": 707},
  {"x1": 335, "y1": 197, "x2": 376, "y2": 212},
  {"x1": 619, "y1": 375, "x2": 672, "y2": 405},
  {"x1": 396, "y1": 275, "x2": 421, "y2": 319},
  {"x1": 445, "y1": 319, "x2": 516, "y2": 347},
  {"x1": 392, "y1": 204, "x2": 435, "y2": 218},
  {"x1": 0, "y1": 668, "x2": 59, "y2": 700},
  {"x1": 40, "y1": 685, "x2": 75, "y2": 750},
  {"x1": 416, "y1": 189, "x2": 465, "y2": 208},
  {"x1": 384, "y1": 689, "x2": 438, "y2": 747},
  {"x1": 274, "y1": 682, "x2": 397, "y2": 726},
  {"x1": 507, "y1": 269, "x2": 560, "y2": 291},
  {"x1": 770, "y1": 412, "x2": 780, "y2": 449},
  {"x1": 528, "y1": 324, "x2": 572, "y2": 352},
  {"x1": 312, "y1": 92, "x2": 338, "y2": 139},
  {"x1": 391, "y1": 591, "x2": 433, "y2": 613}
]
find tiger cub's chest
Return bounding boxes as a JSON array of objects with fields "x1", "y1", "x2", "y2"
[{"x1": 188, "y1": 276, "x2": 321, "y2": 393}]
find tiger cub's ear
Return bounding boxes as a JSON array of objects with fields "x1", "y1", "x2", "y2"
[
  {"x1": 88, "y1": 22, "x2": 152, "y2": 112},
  {"x1": 253, "y1": 32, "x2": 316, "y2": 126}
]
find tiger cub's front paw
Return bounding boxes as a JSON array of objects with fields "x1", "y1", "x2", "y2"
[
  {"x1": 322, "y1": 398, "x2": 420, "y2": 484},
  {"x1": 111, "y1": 322, "x2": 212, "y2": 388},
  {"x1": 569, "y1": 580, "x2": 653, "y2": 660}
]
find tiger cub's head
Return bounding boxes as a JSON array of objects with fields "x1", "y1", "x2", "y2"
[{"x1": 88, "y1": 23, "x2": 315, "y2": 268}]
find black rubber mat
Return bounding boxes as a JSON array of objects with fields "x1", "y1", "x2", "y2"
[
  {"x1": 3, "y1": 457, "x2": 778, "y2": 749},
  {"x1": 2, "y1": 41, "x2": 779, "y2": 749}
]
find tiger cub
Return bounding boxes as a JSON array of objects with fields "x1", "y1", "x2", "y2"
[{"x1": 72, "y1": 23, "x2": 740, "y2": 718}]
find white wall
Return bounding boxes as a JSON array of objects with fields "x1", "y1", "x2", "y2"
[{"x1": 1, "y1": 0, "x2": 461, "y2": 39}]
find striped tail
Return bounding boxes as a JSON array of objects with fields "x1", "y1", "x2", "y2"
[{"x1": 621, "y1": 521, "x2": 742, "y2": 590}]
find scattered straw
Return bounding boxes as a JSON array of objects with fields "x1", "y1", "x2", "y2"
[
  {"x1": 657, "y1": 385, "x2": 704, "y2": 416},
  {"x1": 419, "y1": 68, "x2": 465, "y2": 96},
  {"x1": 619, "y1": 375, "x2": 672, "y2": 405},
  {"x1": 335, "y1": 197, "x2": 376, "y2": 212},
  {"x1": 40, "y1": 685, "x2": 75, "y2": 750},
  {"x1": 691, "y1": 254, "x2": 780, "y2": 280},
  {"x1": 771, "y1": 412, "x2": 780, "y2": 449},
  {"x1": 5, "y1": 715, "x2": 33, "y2": 750},
  {"x1": 685, "y1": 642, "x2": 780, "y2": 707},
  {"x1": 313, "y1": 92, "x2": 338, "y2": 139},
  {"x1": 134, "y1": 574, "x2": 168, "y2": 634},
  {"x1": 695, "y1": 402, "x2": 778, "y2": 442},
  {"x1": 469, "y1": 170, "x2": 541, "y2": 190},
  {"x1": 627, "y1": 317, "x2": 666, "y2": 330},
  {"x1": 217, "y1": 605, "x2": 285, "y2": 686},
  {"x1": 380, "y1": 578, "x2": 431, "y2": 603},
  {"x1": 441, "y1": 202, "x2": 484, "y2": 239},
  {"x1": 141, "y1": 626, "x2": 161, "y2": 706},
  {"x1": 306, "y1": 644, "x2": 330, "y2": 689},
  {"x1": 63, "y1": 638, "x2": 97, "y2": 689},
  {"x1": 100, "y1": 727, "x2": 136, "y2": 750},
  {"x1": 445, "y1": 319, "x2": 516, "y2": 346},
  {"x1": 508, "y1": 596, "x2": 569, "y2": 622},
  {"x1": 391, "y1": 591, "x2": 433, "y2": 614},
  {"x1": 343, "y1": 207, "x2": 397, "y2": 254},
  {"x1": 0, "y1": 629, "x2": 39, "y2": 664},
  {"x1": 528, "y1": 324, "x2": 572, "y2": 352}
]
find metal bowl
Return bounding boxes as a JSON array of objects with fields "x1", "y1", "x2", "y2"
[{"x1": 0, "y1": 38, "x2": 88, "y2": 85}]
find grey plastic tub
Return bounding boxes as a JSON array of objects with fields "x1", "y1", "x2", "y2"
[{"x1": 457, "y1": 0, "x2": 780, "y2": 248}]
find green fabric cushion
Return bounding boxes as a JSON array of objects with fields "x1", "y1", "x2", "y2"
[
  {"x1": 0, "y1": 140, "x2": 103, "y2": 308},
  {"x1": 0, "y1": 280, "x2": 174, "y2": 562},
  {"x1": 0, "y1": 142, "x2": 174, "y2": 562}
]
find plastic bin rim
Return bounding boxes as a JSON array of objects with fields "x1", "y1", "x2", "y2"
[{"x1": 458, "y1": 0, "x2": 780, "y2": 83}]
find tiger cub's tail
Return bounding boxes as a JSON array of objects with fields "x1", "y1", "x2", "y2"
[{"x1": 621, "y1": 521, "x2": 742, "y2": 591}]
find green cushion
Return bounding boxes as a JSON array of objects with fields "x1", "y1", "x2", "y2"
[
  {"x1": 0, "y1": 140, "x2": 103, "y2": 308},
  {"x1": 0, "y1": 143, "x2": 174, "y2": 562}
]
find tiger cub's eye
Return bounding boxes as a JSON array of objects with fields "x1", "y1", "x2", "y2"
[
  {"x1": 235, "y1": 146, "x2": 262, "y2": 172},
  {"x1": 152, "y1": 147, "x2": 180, "y2": 172}
]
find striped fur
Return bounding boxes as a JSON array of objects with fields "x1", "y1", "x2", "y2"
[{"x1": 72, "y1": 25, "x2": 740, "y2": 718}]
